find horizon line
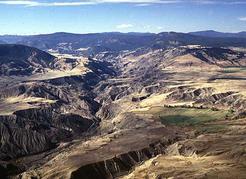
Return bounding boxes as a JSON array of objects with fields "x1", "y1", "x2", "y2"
[{"x1": 1, "y1": 30, "x2": 246, "y2": 36}]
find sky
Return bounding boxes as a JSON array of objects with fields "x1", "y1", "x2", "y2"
[{"x1": 0, "y1": 0, "x2": 246, "y2": 35}]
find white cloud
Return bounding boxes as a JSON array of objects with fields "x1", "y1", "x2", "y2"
[
  {"x1": 0, "y1": 0, "x2": 97, "y2": 6},
  {"x1": 238, "y1": 17, "x2": 246, "y2": 21},
  {"x1": 97, "y1": 0, "x2": 179, "y2": 3},
  {"x1": 143, "y1": 25, "x2": 151, "y2": 29},
  {"x1": 42, "y1": 2, "x2": 96, "y2": 6},
  {"x1": 188, "y1": 0, "x2": 246, "y2": 5},
  {"x1": 0, "y1": 0, "x2": 246, "y2": 7},
  {"x1": 135, "y1": 3, "x2": 151, "y2": 6},
  {"x1": 0, "y1": 0, "x2": 38, "y2": 6},
  {"x1": 227, "y1": 1, "x2": 246, "y2": 5},
  {"x1": 116, "y1": 24, "x2": 134, "y2": 29},
  {"x1": 0, "y1": 0, "x2": 192, "y2": 7}
]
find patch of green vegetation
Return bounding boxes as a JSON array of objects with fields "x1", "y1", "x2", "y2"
[
  {"x1": 197, "y1": 125, "x2": 227, "y2": 134},
  {"x1": 220, "y1": 67, "x2": 246, "y2": 74},
  {"x1": 219, "y1": 67, "x2": 246, "y2": 74},
  {"x1": 155, "y1": 107, "x2": 232, "y2": 127},
  {"x1": 224, "y1": 66, "x2": 246, "y2": 69},
  {"x1": 219, "y1": 69, "x2": 239, "y2": 74}
]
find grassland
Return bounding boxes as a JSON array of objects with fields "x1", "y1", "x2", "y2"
[
  {"x1": 29, "y1": 56, "x2": 89, "y2": 81},
  {"x1": 219, "y1": 67, "x2": 246, "y2": 74},
  {"x1": 134, "y1": 106, "x2": 232, "y2": 127},
  {"x1": 158, "y1": 107, "x2": 231, "y2": 126},
  {"x1": 163, "y1": 65, "x2": 246, "y2": 97}
]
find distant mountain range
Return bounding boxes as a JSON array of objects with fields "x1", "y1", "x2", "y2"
[
  {"x1": 189, "y1": 30, "x2": 246, "y2": 38},
  {"x1": 0, "y1": 31, "x2": 246, "y2": 54}
]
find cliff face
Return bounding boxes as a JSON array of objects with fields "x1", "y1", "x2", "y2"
[
  {"x1": 70, "y1": 140, "x2": 173, "y2": 179},
  {"x1": 0, "y1": 106, "x2": 94, "y2": 160}
]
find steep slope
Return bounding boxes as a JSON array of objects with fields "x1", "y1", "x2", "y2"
[
  {"x1": 0, "y1": 45, "x2": 116, "y2": 167},
  {"x1": 0, "y1": 44, "x2": 55, "y2": 76},
  {"x1": 93, "y1": 46, "x2": 246, "y2": 130},
  {"x1": 122, "y1": 118, "x2": 246, "y2": 179}
]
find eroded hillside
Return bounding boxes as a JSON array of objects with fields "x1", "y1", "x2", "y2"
[{"x1": 0, "y1": 44, "x2": 245, "y2": 179}]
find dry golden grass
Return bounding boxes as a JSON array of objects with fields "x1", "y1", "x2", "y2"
[
  {"x1": 130, "y1": 57, "x2": 245, "y2": 114},
  {"x1": 164, "y1": 54, "x2": 219, "y2": 70},
  {"x1": 164, "y1": 65, "x2": 246, "y2": 98},
  {"x1": 122, "y1": 117, "x2": 246, "y2": 179},
  {"x1": 139, "y1": 93, "x2": 170, "y2": 108},
  {"x1": 191, "y1": 79, "x2": 246, "y2": 97},
  {"x1": 0, "y1": 95, "x2": 56, "y2": 115},
  {"x1": 29, "y1": 54, "x2": 90, "y2": 81},
  {"x1": 122, "y1": 155, "x2": 246, "y2": 179}
]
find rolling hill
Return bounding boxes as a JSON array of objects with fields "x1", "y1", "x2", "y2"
[{"x1": 1, "y1": 31, "x2": 246, "y2": 55}]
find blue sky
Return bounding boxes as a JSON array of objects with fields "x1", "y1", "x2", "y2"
[{"x1": 0, "y1": 0, "x2": 246, "y2": 35}]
